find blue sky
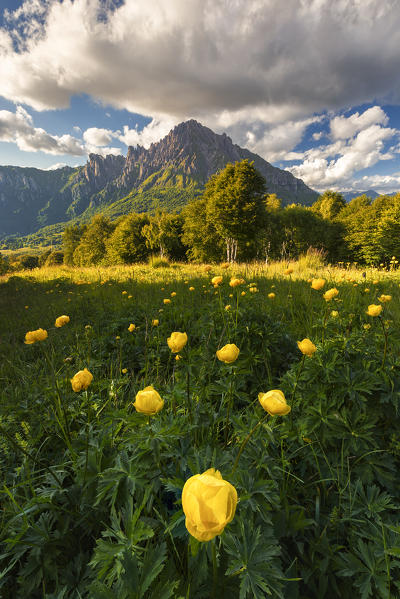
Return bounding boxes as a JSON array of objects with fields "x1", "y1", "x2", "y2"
[{"x1": 1, "y1": 0, "x2": 400, "y2": 193}]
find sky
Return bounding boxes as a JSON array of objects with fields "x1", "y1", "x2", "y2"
[{"x1": 1, "y1": 1, "x2": 400, "y2": 193}]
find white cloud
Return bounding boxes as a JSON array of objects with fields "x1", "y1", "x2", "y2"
[
  {"x1": 287, "y1": 107, "x2": 398, "y2": 190},
  {"x1": 83, "y1": 127, "x2": 115, "y2": 146},
  {"x1": 1, "y1": 0, "x2": 400, "y2": 122},
  {"x1": 312, "y1": 132, "x2": 324, "y2": 141},
  {"x1": 44, "y1": 162, "x2": 68, "y2": 170},
  {"x1": 352, "y1": 172, "x2": 400, "y2": 193},
  {"x1": 117, "y1": 117, "x2": 180, "y2": 148}
]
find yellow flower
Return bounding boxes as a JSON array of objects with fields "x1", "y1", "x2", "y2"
[
  {"x1": 122, "y1": 368, "x2": 128, "y2": 374},
  {"x1": 122, "y1": 291, "x2": 127, "y2": 295},
  {"x1": 128, "y1": 295, "x2": 133, "y2": 299},
  {"x1": 373, "y1": 280, "x2": 379, "y2": 285},
  {"x1": 204, "y1": 265, "x2": 212, "y2": 272},
  {"x1": 152, "y1": 319, "x2": 159, "y2": 326},
  {"x1": 167, "y1": 331, "x2": 188, "y2": 353},
  {"x1": 128, "y1": 323, "x2": 136, "y2": 332},
  {"x1": 189, "y1": 286, "x2": 195, "y2": 291},
  {"x1": 267, "y1": 292, "x2": 275, "y2": 299},
  {"x1": 366, "y1": 304, "x2": 383, "y2": 316},
  {"x1": 258, "y1": 389, "x2": 291, "y2": 416},
  {"x1": 71, "y1": 368, "x2": 93, "y2": 392},
  {"x1": 241, "y1": 291, "x2": 246, "y2": 296},
  {"x1": 133, "y1": 386, "x2": 164, "y2": 415},
  {"x1": 284, "y1": 267, "x2": 294, "y2": 275},
  {"x1": 323, "y1": 287, "x2": 339, "y2": 301},
  {"x1": 182, "y1": 468, "x2": 237, "y2": 542},
  {"x1": 297, "y1": 338, "x2": 317, "y2": 356},
  {"x1": 175, "y1": 354, "x2": 181, "y2": 361},
  {"x1": 55, "y1": 315, "x2": 70, "y2": 328},
  {"x1": 216, "y1": 344, "x2": 240, "y2": 364},
  {"x1": 225, "y1": 305, "x2": 231, "y2": 311},
  {"x1": 364, "y1": 288, "x2": 370, "y2": 293},
  {"x1": 378, "y1": 294, "x2": 392, "y2": 303},
  {"x1": 363, "y1": 323, "x2": 371, "y2": 330},
  {"x1": 229, "y1": 277, "x2": 245, "y2": 288},
  {"x1": 211, "y1": 275, "x2": 223, "y2": 286},
  {"x1": 221, "y1": 262, "x2": 230, "y2": 269},
  {"x1": 24, "y1": 328, "x2": 48, "y2": 344},
  {"x1": 25, "y1": 305, "x2": 29, "y2": 309},
  {"x1": 249, "y1": 287, "x2": 258, "y2": 293},
  {"x1": 311, "y1": 278, "x2": 326, "y2": 290},
  {"x1": 171, "y1": 292, "x2": 177, "y2": 297},
  {"x1": 331, "y1": 310, "x2": 339, "y2": 318},
  {"x1": 163, "y1": 298, "x2": 171, "y2": 304}
]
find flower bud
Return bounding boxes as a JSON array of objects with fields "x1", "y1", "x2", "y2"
[
  {"x1": 167, "y1": 331, "x2": 188, "y2": 353},
  {"x1": 216, "y1": 343, "x2": 240, "y2": 364},
  {"x1": 258, "y1": 389, "x2": 291, "y2": 416},
  {"x1": 297, "y1": 338, "x2": 317, "y2": 356},
  {"x1": 133, "y1": 386, "x2": 164, "y2": 415},
  {"x1": 71, "y1": 368, "x2": 93, "y2": 392}
]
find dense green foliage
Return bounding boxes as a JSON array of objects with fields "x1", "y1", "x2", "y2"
[{"x1": 1, "y1": 263, "x2": 400, "y2": 598}]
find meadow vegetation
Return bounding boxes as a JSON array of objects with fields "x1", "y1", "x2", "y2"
[{"x1": 1, "y1": 258, "x2": 400, "y2": 598}]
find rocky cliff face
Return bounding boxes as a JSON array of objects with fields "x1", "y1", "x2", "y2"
[{"x1": 0, "y1": 119, "x2": 318, "y2": 239}]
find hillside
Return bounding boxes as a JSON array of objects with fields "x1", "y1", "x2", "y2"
[{"x1": 0, "y1": 120, "x2": 318, "y2": 245}]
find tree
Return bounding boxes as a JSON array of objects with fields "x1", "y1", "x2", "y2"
[
  {"x1": 106, "y1": 213, "x2": 150, "y2": 264},
  {"x1": 204, "y1": 160, "x2": 268, "y2": 261},
  {"x1": 182, "y1": 199, "x2": 224, "y2": 262},
  {"x1": 141, "y1": 211, "x2": 187, "y2": 261},
  {"x1": 312, "y1": 190, "x2": 346, "y2": 220},
  {"x1": 63, "y1": 224, "x2": 87, "y2": 265},
  {"x1": 73, "y1": 215, "x2": 115, "y2": 266}
]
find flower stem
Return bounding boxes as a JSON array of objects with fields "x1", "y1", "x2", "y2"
[
  {"x1": 211, "y1": 540, "x2": 218, "y2": 598},
  {"x1": 379, "y1": 316, "x2": 388, "y2": 369},
  {"x1": 231, "y1": 413, "x2": 269, "y2": 475}
]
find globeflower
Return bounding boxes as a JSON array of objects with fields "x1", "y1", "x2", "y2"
[
  {"x1": 182, "y1": 468, "x2": 237, "y2": 542},
  {"x1": 71, "y1": 368, "x2": 93, "y2": 392},
  {"x1": 152, "y1": 319, "x2": 159, "y2": 326},
  {"x1": 24, "y1": 328, "x2": 48, "y2": 344},
  {"x1": 189, "y1": 286, "x2": 195, "y2": 291},
  {"x1": 311, "y1": 278, "x2": 325, "y2": 290},
  {"x1": 216, "y1": 343, "x2": 240, "y2": 364},
  {"x1": 171, "y1": 292, "x2": 177, "y2": 297},
  {"x1": 133, "y1": 386, "x2": 164, "y2": 415},
  {"x1": 366, "y1": 304, "x2": 383, "y2": 317},
  {"x1": 284, "y1": 267, "x2": 294, "y2": 275},
  {"x1": 323, "y1": 288, "x2": 339, "y2": 301},
  {"x1": 268, "y1": 292, "x2": 275, "y2": 299},
  {"x1": 331, "y1": 310, "x2": 339, "y2": 318},
  {"x1": 163, "y1": 298, "x2": 171, "y2": 304},
  {"x1": 204, "y1": 265, "x2": 212, "y2": 272},
  {"x1": 128, "y1": 323, "x2": 136, "y2": 332},
  {"x1": 167, "y1": 331, "x2": 188, "y2": 353},
  {"x1": 258, "y1": 389, "x2": 291, "y2": 416},
  {"x1": 297, "y1": 338, "x2": 317, "y2": 356},
  {"x1": 225, "y1": 305, "x2": 231, "y2": 311},
  {"x1": 229, "y1": 277, "x2": 245, "y2": 288},
  {"x1": 378, "y1": 294, "x2": 392, "y2": 303},
  {"x1": 55, "y1": 315, "x2": 70, "y2": 328},
  {"x1": 221, "y1": 262, "x2": 230, "y2": 269},
  {"x1": 211, "y1": 276, "x2": 223, "y2": 286}
]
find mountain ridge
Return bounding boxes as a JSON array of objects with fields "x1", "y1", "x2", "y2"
[{"x1": 0, "y1": 119, "x2": 319, "y2": 242}]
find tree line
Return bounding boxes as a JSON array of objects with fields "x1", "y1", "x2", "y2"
[{"x1": 2, "y1": 159, "x2": 400, "y2": 271}]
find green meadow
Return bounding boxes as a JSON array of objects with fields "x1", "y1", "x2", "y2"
[{"x1": 1, "y1": 260, "x2": 400, "y2": 598}]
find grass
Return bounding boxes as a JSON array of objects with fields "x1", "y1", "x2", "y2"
[{"x1": 1, "y1": 260, "x2": 400, "y2": 598}]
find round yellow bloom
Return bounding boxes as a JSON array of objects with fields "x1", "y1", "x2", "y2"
[
  {"x1": 268, "y1": 292, "x2": 275, "y2": 299},
  {"x1": 323, "y1": 287, "x2": 339, "y2": 301},
  {"x1": 171, "y1": 292, "x2": 177, "y2": 297},
  {"x1": 182, "y1": 468, "x2": 237, "y2": 542},
  {"x1": 122, "y1": 368, "x2": 128, "y2": 374},
  {"x1": 71, "y1": 368, "x2": 93, "y2": 392},
  {"x1": 331, "y1": 310, "x2": 339, "y2": 318},
  {"x1": 128, "y1": 323, "x2": 136, "y2": 332},
  {"x1": 378, "y1": 294, "x2": 392, "y2": 303},
  {"x1": 258, "y1": 389, "x2": 291, "y2": 416},
  {"x1": 175, "y1": 354, "x2": 181, "y2": 361},
  {"x1": 163, "y1": 298, "x2": 171, "y2": 304},
  {"x1": 373, "y1": 280, "x2": 379, "y2": 285},
  {"x1": 284, "y1": 267, "x2": 294, "y2": 275},
  {"x1": 128, "y1": 295, "x2": 133, "y2": 299},
  {"x1": 221, "y1": 262, "x2": 230, "y2": 269},
  {"x1": 364, "y1": 288, "x2": 370, "y2": 293},
  {"x1": 229, "y1": 277, "x2": 245, "y2": 288},
  {"x1": 225, "y1": 305, "x2": 231, "y2": 311},
  {"x1": 241, "y1": 291, "x2": 246, "y2": 296},
  {"x1": 297, "y1": 338, "x2": 317, "y2": 356},
  {"x1": 24, "y1": 328, "x2": 48, "y2": 344},
  {"x1": 366, "y1": 304, "x2": 383, "y2": 317},
  {"x1": 216, "y1": 344, "x2": 240, "y2": 364},
  {"x1": 363, "y1": 323, "x2": 371, "y2": 330},
  {"x1": 189, "y1": 286, "x2": 195, "y2": 291},
  {"x1": 55, "y1": 315, "x2": 70, "y2": 327},
  {"x1": 152, "y1": 319, "x2": 159, "y2": 326},
  {"x1": 133, "y1": 386, "x2": 164, "y2": 415},
  {"x1": 204, "y1": 265, "x2": 212, "y2": 272},
  {"x1": 249, "y1": 287, "x2": 258, "y2": 293},
  {"x1": 311, "y1": 278, "x2": 326, "y2": 290},
  {"x1": 122, "y1": 291, "x2": 127, "y2": 295},
  {"x1": 211, "y1": 275, "x2": 223, "y2": 286},
  {"x1": 167, "y1": 331, "x2": 188, "y2": 353}
]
